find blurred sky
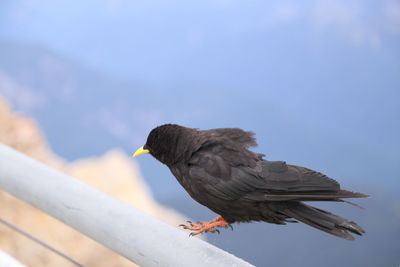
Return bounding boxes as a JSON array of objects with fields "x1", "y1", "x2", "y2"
[
  {"x1": 1, "y1": 0, "x2": 399, "y2": 193},
  {"x1": 1, "y1": 1, "x2": 400, "y2": 266}
]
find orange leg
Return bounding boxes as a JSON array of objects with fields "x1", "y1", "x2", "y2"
[{"x1": 179, "y1": 216, "x2": 233, "y2": 236}]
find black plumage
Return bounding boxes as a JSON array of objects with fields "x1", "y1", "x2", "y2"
[{"x1": 139, "y1": 124, "x2": 368, "y2": 240}]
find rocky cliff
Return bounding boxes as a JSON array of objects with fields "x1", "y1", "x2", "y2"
[{"x1": 0, "y1": 96, "x2": 186, "y2": 266}]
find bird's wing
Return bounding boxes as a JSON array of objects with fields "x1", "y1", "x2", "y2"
[
  {"x1": 257, "y1": 161, "x2": 340, "y2": 192},
  {"x1": 244, "y1": 162, "x2": 367, "y2": 201},
  {"x1": 187, "y1": 141, "x2": 261, "y2": 200},
  {"x1": 208, "y1": 128, "x2": 258, "y2": 148},
  {"x1": 187, "y1": 144, "x2": 360, "y2": 202}
]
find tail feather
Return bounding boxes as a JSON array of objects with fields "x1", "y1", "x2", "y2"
[
  {"x1": 264, "y1": 190, "x2": 369, "y2": 201},
  {"x1": 281, "y1": 202, "x2": 365, "y2": 240}
]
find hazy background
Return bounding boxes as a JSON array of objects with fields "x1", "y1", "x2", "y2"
[{"x1": 0, "y1": 0, "x2": 399, "y2": 266}]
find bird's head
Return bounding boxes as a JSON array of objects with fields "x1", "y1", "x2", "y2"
[{"x1": 133, "y1": 124, "x2": 199, "y2": 165}]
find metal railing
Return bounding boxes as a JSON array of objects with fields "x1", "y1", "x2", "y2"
[{"x1": 0, "y1": 144, "x2": 254, "y2": 267}]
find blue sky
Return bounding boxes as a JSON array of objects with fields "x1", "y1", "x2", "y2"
[
  {"x1": 2, "y1": 0, "x2": 399, "y2": 83},
  {"x1": 0, "y1": 0, "x2": 400, "y2": 165},
  {"x1": 0, "y1": 0, "x2": 399, "y2": 193}
]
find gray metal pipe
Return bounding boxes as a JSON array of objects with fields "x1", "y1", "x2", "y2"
[{"x1": 0, "y1": 144, "x2": 254, "y2": 267}]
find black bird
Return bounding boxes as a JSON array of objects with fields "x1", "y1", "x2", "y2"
[{"x1": 133, "y1": 124, "x2": 368, "y2": 240}]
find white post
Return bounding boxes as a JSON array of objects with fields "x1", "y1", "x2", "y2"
[{"x1": 0, "y1": 144, "x2": 254, "y2": 267}]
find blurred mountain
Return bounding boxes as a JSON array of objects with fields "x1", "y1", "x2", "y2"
[
  {"x1": 1, "y1": 42, "x2": 400, "y2": 266},
  {"x1": 0, "y1": 42, "x2": 156, "y2": 158},
  {"x1": 0, "y1": 42, "x2": 399, "y2": 199},
  {"x1": 0, "y1": 96, "x2": 187, "y2": 267}
]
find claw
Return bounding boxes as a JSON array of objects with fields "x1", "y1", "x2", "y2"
[
  {"x1": 207, "y1": 227, "x2": 215, "y2": 233},
  {"x1": 180, "y1": 217, "x2": 230, "y2": 236}
]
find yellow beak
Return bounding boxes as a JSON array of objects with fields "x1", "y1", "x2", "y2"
[{"x1": 132, "y1": 146, "x2": 150, "y2": 157}]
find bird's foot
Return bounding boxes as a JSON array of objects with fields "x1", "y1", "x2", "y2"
[{"x1": 179, "y1": 216, "x2": 232, "y2": 236}]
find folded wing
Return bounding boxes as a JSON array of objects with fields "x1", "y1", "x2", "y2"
[{"x1": 188, "y1": 146, "x2": 367, "y2": 202}]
